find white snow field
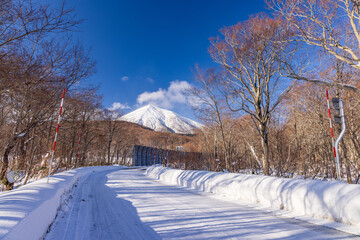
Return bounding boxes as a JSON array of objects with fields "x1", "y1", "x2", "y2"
[
  {"x1": 146, "y1": 166, "x2": 360, "y2": 236},
  {"x1": 1, "y1": 166, "x2": 360, "y2": 240}
]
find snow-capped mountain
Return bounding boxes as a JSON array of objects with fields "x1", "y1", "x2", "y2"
[{"x1": 120, "y1": 105, "x2": 203, "y2": 134}]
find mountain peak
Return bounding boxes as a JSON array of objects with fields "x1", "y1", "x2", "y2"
[
  {"x1": 142, "y1": 104, "x2": 156, "y2": 109},
  {"x1": 141, "y1": 104, "x2": 160, "y2": 111},
  {"x1": 120, "y1": 105, "x2": 202, "y2": 134}
]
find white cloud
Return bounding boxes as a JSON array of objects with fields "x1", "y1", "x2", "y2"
[
  {"x1": 146, "y1": 77, "x2": 154, "y2": 83},
  {"x1": 136, "y1": 80, "x2": 194, "y2": 109},
  {"x1": 187, "y1": 95, "x2": 203, "y2": 108},
  {"x1": 121, "y1": 76, "x2": 129, "y2": 81},
  {"x1": 137, "y1": 89, "x2": 171, "y2": 108},
  {"x1": 108, "y1": 102, "x2": 130, "y2": 111},
  {"x1": 167, "y1": 80, "x2": 191, "y2": 104}
]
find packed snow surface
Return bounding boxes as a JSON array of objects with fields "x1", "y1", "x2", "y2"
[
  {"x1": 47, "y1": 168, "x2": 357, "y2": 239},
  {"x1": 45, "y1": 168, "x2": 159, "y2": 240},
  {"x1": 0, "y1": 166, "x2": 121, "y2": 240},
  {"x1": 120, "y1": 104, "x2": 203, "y2": 134},
  {"x1": 146, "y1": 166, "x2": 360, "y2": 235}
]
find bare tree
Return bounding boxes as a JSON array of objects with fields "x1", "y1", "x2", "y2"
[
  {"x1": 102, "y1": 109, "x2": 123, "y2": 165},
  {"x1": 209, "y1": 14, "x2": 297, "y2": 175},
  {"x1": 189, "y1": 66, "x2": 234, "y2": 170}
]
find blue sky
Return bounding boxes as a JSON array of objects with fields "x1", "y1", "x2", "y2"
[{"x1": 72, "y1": 0, "x2": 266, "y2": 120}]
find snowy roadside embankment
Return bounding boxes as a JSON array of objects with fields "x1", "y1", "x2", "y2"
[
  {"x1": 146, "y1": 166, "x2": 360, "y2": 230},
  {"x1": 0, "y1": 166, "x2": 123, "y2": 240}
]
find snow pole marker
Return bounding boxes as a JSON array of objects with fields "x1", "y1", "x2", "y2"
[
  {"x1": 326, "y1": 90, "x2": 336, "y2": 158},
  {"x1": 327, "y1": 90, "x2": 346, "y2": 180},
  {"x1": 48, "y1": 89, "x2": 66, "y2": 183}
]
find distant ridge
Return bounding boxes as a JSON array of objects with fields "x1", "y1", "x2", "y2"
[{"x1": 120, "y1": 105, "x2": 203, "y2": 134}]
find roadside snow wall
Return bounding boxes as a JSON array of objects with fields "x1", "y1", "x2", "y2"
[
  {"x1": 146, "y1": 166, "x2": 360, "y2": 228},
  {"x1": 0, "y1": 166, "x2": 121, "y2": 240}
]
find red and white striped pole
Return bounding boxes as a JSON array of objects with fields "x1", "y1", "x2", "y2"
[
  {"x1": 326, "y1": 90, "x2": 337, "y2": 159},
  {"x1": 48, "y1": 89, "x2": 66, "y2": 183}
]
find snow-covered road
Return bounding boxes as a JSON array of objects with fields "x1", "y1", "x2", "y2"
[{"x1": 45, "y1": 168, "x2": 359, "y2": 240}]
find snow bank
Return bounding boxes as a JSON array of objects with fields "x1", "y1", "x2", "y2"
[
  {"x1": 0, "y1": 166, "x2": 122, "y2": 240},
  {"x1": 146, "y1": 166, "x2": 360, "y2": 229}
]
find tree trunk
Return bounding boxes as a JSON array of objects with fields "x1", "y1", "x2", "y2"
[
  {"x1": 1, "y1": 138, "x2": 17, "y2": 190},
  {"x1": 18, "y1": 138, "x2": 26, "y2": 170},
  {"x1": 260, "y1": 123, "x2": 270, "y2": 176},
  {"x1": 24, "y1": 147, "x2": 37, "y2": 185},
  {"x1": 262, "y1": 136, "x2": 270, "y2": 175},
  {"x1": 107, "y1": 140, "x2": 111, "y2": 165}
]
